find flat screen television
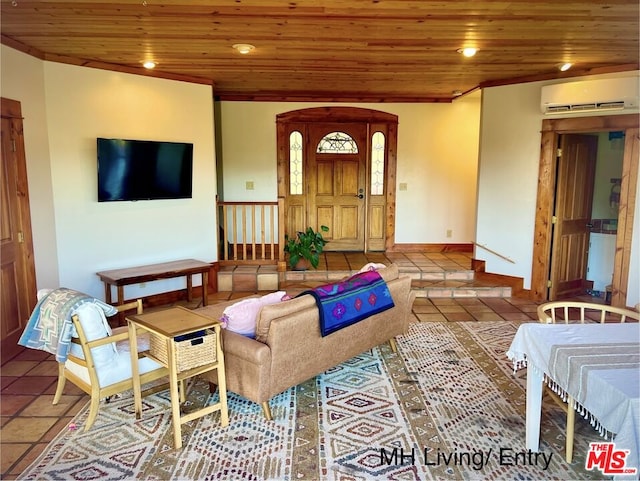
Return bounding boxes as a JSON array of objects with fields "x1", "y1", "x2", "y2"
[{"x1": 97, "y1": 138, "x2": 193, "y2": 202}]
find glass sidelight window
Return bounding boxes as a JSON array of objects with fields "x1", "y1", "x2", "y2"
[
  {"x1": 289, "y1": 131, "x2": 303, "y2": 195},
  {"x1": 371, "y1": 131, "x2": 385, "y2": 195}
]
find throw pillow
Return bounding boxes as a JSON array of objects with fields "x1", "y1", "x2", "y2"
[{"x1": 221, "y1": 291, "x2": 287, "y2": 338}]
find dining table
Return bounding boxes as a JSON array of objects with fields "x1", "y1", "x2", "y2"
[{"x1": 507, "y1": 322, "x2": 640, "y2": 479}]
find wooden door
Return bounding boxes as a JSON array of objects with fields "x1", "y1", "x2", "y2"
[
  {"x1": 307, "y1": 124, "x2": 367, "y2": 251},
  {"x1": 549, "y1": 134, "x2": 597, "y2": 300},
  {"x1": 1, "y1": 98, "x2": 37, "y2": 363}
]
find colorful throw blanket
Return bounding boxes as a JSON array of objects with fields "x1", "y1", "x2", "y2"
[
  {"x1": 300, "y1": 270, "x2": 394, "y2": 337},
  {"x1": 18, "y1": 288, "x2": 117, "y2": 362}
]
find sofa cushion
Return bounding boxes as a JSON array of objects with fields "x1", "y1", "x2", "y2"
[
  {"x1": 221, "y1": 291, "x2": 287, "y2": 338},
  {"x1": 255, "y1": 295, "x2": 317, "y2": 343}
]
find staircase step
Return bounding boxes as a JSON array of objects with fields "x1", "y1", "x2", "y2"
[
  {"x1": 411, "y1": 279, "x2": 512, "y2": 298},
  {"x1": 218, "y1": 265, "x2": 513, "y2": 298}
]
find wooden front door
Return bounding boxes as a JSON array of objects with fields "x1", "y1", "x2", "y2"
[
  {"x1": 1, "y1": 98, "x2": 37, "y2": 363},
  {"x1": 277, "y1": 107, "x2": 398, "y2": 260},
  {"x1": 307, "y1": 123, "x2": 367, "y2": 251},
  {"x1": 549, "y1": 134, "x2": 597, "y2": 299}
]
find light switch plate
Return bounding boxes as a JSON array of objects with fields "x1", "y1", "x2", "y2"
[
  {"x1": 399, "y1": 182, "x2": 407, "y2": 191},
  {"x1": 246, "y1": 181, "x2": 255, "y2": 190}
]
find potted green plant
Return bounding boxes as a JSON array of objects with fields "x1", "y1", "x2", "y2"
[{"x1": 284, "y1": 225, "x2": 329, "y2": 270}]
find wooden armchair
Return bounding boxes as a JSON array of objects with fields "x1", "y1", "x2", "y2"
[
  {"x1": 536, "y1": 301, "x2": 639, "y2": 463},
  {"x1": 52, "y1": 299, "x2": 169, "y2": 431}
]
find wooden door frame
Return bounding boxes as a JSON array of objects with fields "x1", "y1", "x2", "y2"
[
  {"x1": 276, "y1": 107, "x2": 399, "y2": 251},
  {"x1": 531, "y1": 114, "x2": 639, "y2": 307}
]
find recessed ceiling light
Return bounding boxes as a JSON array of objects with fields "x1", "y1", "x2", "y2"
[
  {"x1": 143, "y1": 60, "x2": 156, "y2": 69},
  {"x1": 233, "y1": 44, "x2": 255, "y2": 55},
  {"x1": 457, "y1": 47, "x2": 478, "y2": 57},
  {"x1": 559, "y1": 62, "x2": 573, "y2": 72}
]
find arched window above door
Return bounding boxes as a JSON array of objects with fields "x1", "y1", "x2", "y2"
[{"x1": 316, "y1": 131, "x2": 358, "y2": 154}]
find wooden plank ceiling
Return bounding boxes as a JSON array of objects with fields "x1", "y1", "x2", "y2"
[{"x1": 1, "y1": 0, "x2": 638, "y2": 102}]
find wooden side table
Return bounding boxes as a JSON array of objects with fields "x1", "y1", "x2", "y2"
[{"x1": 127, "y1": 306, "x2": 229, "y2": 449}]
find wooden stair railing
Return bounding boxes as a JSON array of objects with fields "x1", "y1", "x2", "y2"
[{"x1": 217, "y1": 197, "x2": 286, "y2": 269}]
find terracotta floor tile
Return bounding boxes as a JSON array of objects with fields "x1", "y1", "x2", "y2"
[
  {"x1": 0, "y1": 361, "x2": 39, "y2": 376},
  {"x1": 480, "y1": 298, "x2": 521, "y2": 312},
  {"x1": 7, "y1": 442, "x2": 49, "y2": 475},
  {"x1": 472, "y1": 312, "x2": 506, "y2": 322},
  {"x1": 444, "y1": 312, "x2": 476, "y2": 322},
  {"x1": 54, "y1": 381, "x2": 86, "y2": 397},
  {"x1": 465, "y1": 305, "x2": 495, "y2": 314},
  {"x1": 1, "y1": 417, "x2": 59, "y2": 442},
  {"x1": 41, "y1": 416, "x2": 75, "y2": 443},
  {"x1": 233, "y1": 273, "x2": 257, "y2": 291},
  {"x1": 454, "y1": 298, "x2": 486, "y2": 306},
  {"x1": 2, "y1": 377, "x2": 57, "y2": 395},
  {"x1": 429, "y1": 298, "x2": 459, "y2": 306},
  {"x1": 500, "y1": 312, "x2": 537, "y2": 322},
  {"x1": 67, "y1": 396, "x2": 89, "y2": 416},
  {"x1": 436, "y1": 305, "x2": 467, "y2": 313},
  {"x1": 412, "y1": 304, "x2": 439, "y2": 314},
  {"x1": 416, "y1": 313, "x2": 447, "y2": 322},
  {"x1": 0, "y1": 443, "x2": 31, "y2": 474},
  {"x1": 20, "y1": 394, "x2": 81, "y2": 418},
  {"x1": 0, "y1": 395, "x2": 36, "y2": 416},
  {"x1": 5, "y1": 349, "x2": 51, "y2": 363},
  {"x1": 0, "y1": 376, "x2": 18, "y2": 391},
  {"x1": 24, "y1": 361, "x2": 58, "y2": 377},
  {"x1": 518, "y1": 304, "x2": 541, "y2": 313}
]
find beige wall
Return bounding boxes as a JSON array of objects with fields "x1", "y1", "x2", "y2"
[
  {"x1": 218, "y1": 94, "x2": 482, "y2": 244},
  {"x1": 1, "y1": 46, "x2": 217, "y2": 300},
  {"x1": 1, "y1": 46, "x2": 59, "y2": 289}
]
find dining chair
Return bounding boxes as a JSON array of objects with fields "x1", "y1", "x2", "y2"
[
  {"x1": 52, "y1": 299, "x2": 169, "y2": 431},
  {"x1": 536, "y1": 301, "x2": 639, "y2": 463}
]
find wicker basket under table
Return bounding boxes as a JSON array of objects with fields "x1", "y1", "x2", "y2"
[{"x1": 149, "y1": 329, "x2": 217, "y2": 372}]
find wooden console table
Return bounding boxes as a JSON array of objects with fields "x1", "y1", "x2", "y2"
[{"x1": 97, "y1": 259, "x2": 211, "y2": 308}]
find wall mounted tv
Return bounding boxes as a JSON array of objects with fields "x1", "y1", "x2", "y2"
[{"x1": 97, "y1": 138, "x2": 193, "y2": 202}]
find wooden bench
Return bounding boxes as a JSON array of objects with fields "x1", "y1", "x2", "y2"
[{"x1": 97, "y1": 259, "x2": 211, "y2": 309}]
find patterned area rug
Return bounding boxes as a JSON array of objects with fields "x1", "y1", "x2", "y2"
[{"x1": 19, "y1": 321, "x2": 602, "y2": 480}]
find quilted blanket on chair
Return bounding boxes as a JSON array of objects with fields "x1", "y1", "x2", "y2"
[
  {"x1": 18, "y1": 288, "x2": 117, "y2": 362},
  {"x1": 300, "y1": 270, "x2": 395, "y2": 337}
]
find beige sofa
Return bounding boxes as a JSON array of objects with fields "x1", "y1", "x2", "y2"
[{"x1": 195, "y1": 264, "x2": 415, "y2": 419}]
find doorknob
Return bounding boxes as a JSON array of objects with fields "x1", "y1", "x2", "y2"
[
  {"x1": 586, "y1": 223, "x2": 594, "y2": 228},
  {"x1": 355, "y1": 193, "x2": 364, "y2": 199}
]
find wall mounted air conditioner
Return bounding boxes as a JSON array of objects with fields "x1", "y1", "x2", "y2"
[{"x1": 540, "y1": 77, "x2": 639, "y2": 114}]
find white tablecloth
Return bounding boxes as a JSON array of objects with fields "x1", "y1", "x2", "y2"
[{"x1": 507, "y1": 322, "x2": 640, "y2": 478}]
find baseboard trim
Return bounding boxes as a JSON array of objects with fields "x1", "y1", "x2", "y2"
[{"x1": 389, "y1": 243, "x2": 473, "y2": 253}]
